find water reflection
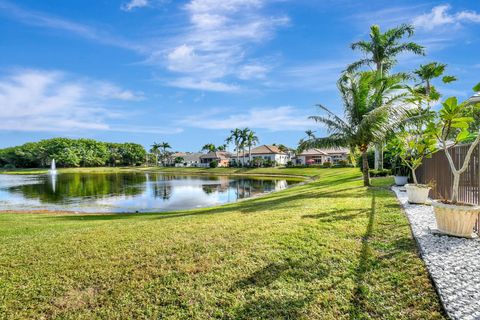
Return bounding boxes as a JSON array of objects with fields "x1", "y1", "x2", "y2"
[{"x1": 0, "y1": 172, "x2": 297, "y2": 213}]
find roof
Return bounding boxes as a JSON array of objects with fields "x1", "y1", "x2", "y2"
[
  {"x1": 299, "y1": 147, "x2": 349, "y2": 156},
  {"x1": 467, "y1": 92, "x2": 480, "y2": 104},
  {"x1": 200, "y1": 151, "x2": 230, "y2": 160},
  {"x1": 298, "y1": 148, "x2": 328, "y2": 156},
  {"x1": 250, "y1": 145, "x2": 287, "y2": 155},
  {"x1": 177, "y1": 152, "x2": 202, "y2": 162}
]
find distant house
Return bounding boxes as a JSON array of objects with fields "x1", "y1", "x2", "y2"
[
  {"x1": 467, "y1": 92, "x2": 480, "y2": 105},
  {"x1": 296, "y1": 148, "x2": 349, "y2": 165},
  {"x1": 173, "y1": 152, "x2": 203, "y2": 167},
  {"x1": 199, "y1": 151, "x2": 231, "y2": 167},
  {"x1": 240, "y1": 145, "x2": 290, "y2": 165}
]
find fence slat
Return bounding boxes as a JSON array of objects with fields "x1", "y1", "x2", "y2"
[{"x1": 417, "y1": 144, "x2": 479, "y2": 205}]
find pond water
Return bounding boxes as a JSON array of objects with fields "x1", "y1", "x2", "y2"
[{"x1": 0, "y1": 172, "x2": 299, "y2": 213}]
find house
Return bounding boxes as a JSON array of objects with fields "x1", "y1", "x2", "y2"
[
  {"x1": 240, "y1": 145, "x2": 290, "y2": 165},
  {"x1": 173, "y1": 152, "x2": 203, "y2": 167},
  {"x1": 199, "y1": 151, "x2": 231, "y2": 167},
  {"x1": 296, "y1": 148, "x2": 349, "y2": 165},
  {"x1": 467, "y1": 92, "x2": 480, "y2": 105}
]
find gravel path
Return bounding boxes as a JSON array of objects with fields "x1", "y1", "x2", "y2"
[{"x1": 393, "y1": 186, "x2": 480, "y2": 320}]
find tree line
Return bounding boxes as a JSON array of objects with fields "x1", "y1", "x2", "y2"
[{"x1": 0, "y1": 138, "x2": 146, "y2": 168}]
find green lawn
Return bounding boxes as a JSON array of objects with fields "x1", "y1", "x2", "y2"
[{"x1": 0, "y1": 168, "x2": 445, "y2": 319}]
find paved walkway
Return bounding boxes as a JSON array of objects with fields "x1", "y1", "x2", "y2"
[{"x1": 393, "y1": 186, "x2": 480, "y2": 320}]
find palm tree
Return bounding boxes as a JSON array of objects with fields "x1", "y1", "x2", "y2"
[
  {"x1": 245, "y1": 129, "x2": 259, "y2": 164},
  {"x1": 413, "y1": 62, "x2": 456, "y2": 101},
  {"x1": 217, "y1": 144, "x2": 227, "y2": 151},
  {"x1": 158, "y1": 142, "x2": 171, "y2": 166},
  {"x1": 226, "y1": 129, "x2": 243, "y2": 166},
  {"x1": 300, "y1": 71, "x2": 407, "y2": 186},
  {"x1": 150, "y1": 142, "x2": 161, "y2": 166},
  {"x1": 348, "y1": 24, "x2": 425, "y2": 170},
  {"x1": 201, "y1": 143, "x2": 217, "y2": 153},
  {"x1": 305, "y1": 130, "x2": 316, "y2": 139}
]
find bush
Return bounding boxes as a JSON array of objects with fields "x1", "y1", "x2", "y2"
[
  {"x1": 3, "y1": 164, "x2": 15, "y2": 170},
  {"x1": 286, "y1": 160, "x2": 294, "y2": 168},
  {"x1": 369, "y1": 169, "x2": 391, "y2": 177},
  {"x1": 322, "y1": 161, "x2": 332, "y2": 168},
  {"x1": 209, "y1": 160, "x2": 218, "y2": 168}
]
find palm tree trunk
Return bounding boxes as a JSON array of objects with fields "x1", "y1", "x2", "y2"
[
  {"x1": 362, "y1": 150, "x2": 370, "y2": 187},
  {"x1": 236, "y1": 144, "x2": 239, "y2": 166},
  {"x1": 249, "y1": 146, "x2": 252, "y2": 165}
]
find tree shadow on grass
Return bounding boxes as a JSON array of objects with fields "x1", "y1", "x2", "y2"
[
  {"x1": 229, "y1": 259, "x2": 331, "y2": 319},
  {"x1": 348, "y1": 192, "x2": 376, "y2": 319},
  {"x1": 302, "y1": 208, "x2": 370, "y2": 223}
]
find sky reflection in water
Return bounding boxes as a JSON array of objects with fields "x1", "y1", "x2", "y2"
[{"x1": 0, "y1": 172, "x2": 297, "y2": 213}]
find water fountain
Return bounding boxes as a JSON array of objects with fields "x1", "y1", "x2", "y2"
[
  {"x1": 49, "y1": 159, "x2": 57, "y2": 193},
  {"x1": 49, "y1": 159, "x2": 57, "y2": 175}
]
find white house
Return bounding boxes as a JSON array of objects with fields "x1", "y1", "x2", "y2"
[
  {"x1": 240, "y1": 145, "x2": 290, "y2": 165},
  {"x1": 296, "y1": 148, "x2": 349, "y2": 165},
  {"x1": 173, "y1": 152, "x2": 203, "y2": 167}
]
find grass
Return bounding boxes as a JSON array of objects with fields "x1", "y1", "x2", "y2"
[
  {"x1": 0, "y1": 168, "x2": 445, "y2": 319},
  {"x1": 0, "y1": 166, "x2": 323, "y2": 178}
]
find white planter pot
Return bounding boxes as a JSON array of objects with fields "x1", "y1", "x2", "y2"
[
  {"x1": 405, "y1": 184, "x2": 430, "y2": 204},
  {"x1": 432, "y1": 200, "x2": 480, "y2": 238},
  {"x1": 394, "y1": 176, "x2": 408, "y2": 186}
]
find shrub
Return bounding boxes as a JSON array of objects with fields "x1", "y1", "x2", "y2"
[
  {"x1": 209, "y1": 160, "x2": 218, "y2": 168},
  {"x1": 322, "y1": 161, "x2": 332, "y2": 168},
  {"x1": 286, "y1": 160, "x2": 294, "y2": 168},
  {"x1": 3, "y1": 164, "x2": 15, "y2": 170},
  {"x1": 369, "y1": 169, "x2": 391, "y2": 177}
]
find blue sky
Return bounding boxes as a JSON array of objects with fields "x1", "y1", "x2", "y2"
[{"x1": 0, "y1": 0, "x2": 479, "y2": 152}]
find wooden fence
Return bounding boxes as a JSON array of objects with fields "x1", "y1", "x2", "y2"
[{"x1": 416, "y1": 143, "x2": 480, "y2": 205}]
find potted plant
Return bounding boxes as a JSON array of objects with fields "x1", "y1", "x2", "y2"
[
  {"x1": 388, "y1": 153, "x2": 408, "y2": 185},
  {"x1": 388, "y1": 128, "x2": 437, "y2": 204},
  {"x1": 429, "y1": 83, "x2": 480, "y2": 237}
]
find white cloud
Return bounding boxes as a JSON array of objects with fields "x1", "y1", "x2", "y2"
[
  {"x1": 178, "y1": 106, "x2": 313, "y2": 131},
  {"x1": 413, "y1": 5, "x2": 480, "y2": 31},
  {"x1": 121, "y1": 0, "x2": 149, "y2": 11},
  {"x1": 0, "y1": 69, "x2": 149, "y2": 132},
  {"x1": 0, "y1": 1, "x2": 145, "y2": 52},
  {"x1": 167, "y1": 77, "x2": 240, "y2": 92},
  {"x1": 149, "y1": 0, "x2": 289, "y2": 91}
]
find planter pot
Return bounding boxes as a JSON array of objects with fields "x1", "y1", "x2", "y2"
[
  {"x1": 405, "y1": 184, "x2": 430, "y2": 204},
  {"x1": 432, "y1": 200, "x2": 480, "y2": 238},
  {"x1": 394, "y1": 176, "x2": 408, "y2": 186}
]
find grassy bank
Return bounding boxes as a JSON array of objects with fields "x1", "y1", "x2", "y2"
[
  {"x1": 0, "y1": 166, "x2": 324, "y2": 178},
  {"x1": 0, "y1": 168, "x2": 444, "y2": 319}
]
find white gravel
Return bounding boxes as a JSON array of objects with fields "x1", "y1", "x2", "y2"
[{"x1": 392, "y1": 186, "x2": 480, "y2": 320}]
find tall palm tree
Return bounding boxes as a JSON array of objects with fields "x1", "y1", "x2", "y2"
[
  {"x1": 150, "y1": 142, "x2": 161, "y2": 166},
  {"x1": 226, "y1": 129, "x2": 243, "y2": 166},
  {"x1": 300, "y1": 71, "x2": 407, "y2": 186},
  {"x1": 217, "y1": 144, "x2": 227, "y2": 151},
  {"x1": 158, "y1": 142, "x2": 171, "y2": 166},
  {"x1": 348, "y1": 24, "x2": 425, "y2": 170},
  {"x1": 245, "y1": 129, "x2": 259, "y2": 164}
]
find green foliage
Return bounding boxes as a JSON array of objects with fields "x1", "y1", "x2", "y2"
[
  {"x1": 209, "y1": 160, "x2": 218, "y2": 168},
  {"x1": 369, "y1": 169, "x2": 391, "y2": 177},
  {"x1": 0, "y1": 138, "x2": 146, "y2": 168},
  {"x1": 286, "y1": 160, "x2": 294, "y2": 168},
  {"x1": 473, "y1": 82, "x2": 480, "y2": 92},
  {"x1": 322, "y1": 161, "x2": 332, "y2": 168}
]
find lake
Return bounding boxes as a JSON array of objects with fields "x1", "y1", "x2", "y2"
[{"x1": 0, "y1": 172, "x2": 299, "y2": 213}]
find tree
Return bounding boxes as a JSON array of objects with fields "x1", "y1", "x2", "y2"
[
  {"x1": 300, "y1": 71, "x2": 406, "y2": 186},
  {"x1": 201, "y1": 143, "x2": 217, "y2": 153},
  {"x1": 348, "y1": 24, "x2": 425, "y2": 170},
  {"x1": 158, "y1": 142, "x2": 171, "y2": 166},
  {"x1": 226, "y1": 129, "x2": 243, "y2": 166},
  {"x1": 245, "y1": 129, "x2": 259, "y2": 164},
  {"x1": 150, "y1": 142, "x2": 161, "y2": 165},
  {"x1": 428, "y1": 83, "x2": 480, "y2": 203},
  {"x1": 413, "y1": 62, "x2": 456, "y2": 103}
]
